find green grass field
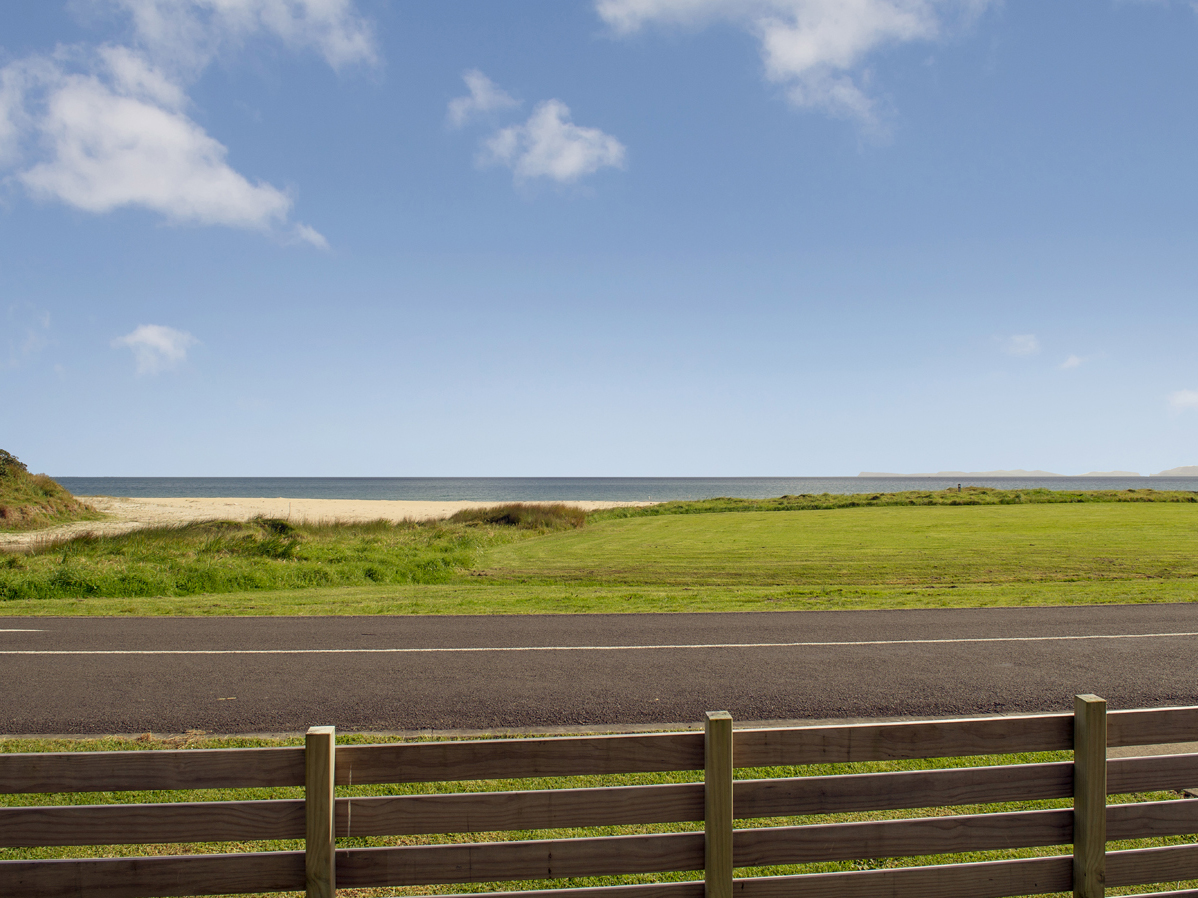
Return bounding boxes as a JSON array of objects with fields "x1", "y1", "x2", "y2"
[{"x1": 2, "y1": 490, "x2": 1197, "y2": 614}]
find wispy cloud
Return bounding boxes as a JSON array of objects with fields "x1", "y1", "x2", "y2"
[
  {"x1": 110, "y1": 0, "x2": 379, "y2": 74},
  {"x1": 112, "y1": 324, "x2": 197, "y2": 375},
  {"x1": 1059, "y1": 354, "x2": 1082, "y2": 369},
  {"x1": 481, "y1": 100, "x2": 626, "y2": 184},
  {"x1": 447, "y1": 70, "x2": 519, "y2": 128},
  {"x1": 1169, "y1": 389, "x2": 1198, "y2": 411},
  {"x1": 6, "y1": 304, "x2": 53, "y2": 369},
  {"x1": 596, "y1": 0, "x2": 991, "y2": 130},
  {"x1": 0, "y1": 0, "x2": 376, "y2": 242},
  {"x1": 1003, "y1": 333, "x2": 1040, "y2": 356}
]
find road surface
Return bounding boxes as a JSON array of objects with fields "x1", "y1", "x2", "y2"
[{"x1": 2, "y1": 604, "x2": 1196, "y2": 734}]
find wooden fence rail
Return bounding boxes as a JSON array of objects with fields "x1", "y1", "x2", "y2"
[{"x1": 3, "y1": 696, "x2": 1198, "y2": 897}]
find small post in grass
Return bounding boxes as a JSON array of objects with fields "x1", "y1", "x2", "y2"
[
  {"x1": 306, "y1": 725, "x2": 336, "y2": 898},
  {"x1": 705, "y1": 711, "x2": 734, "y2": 898},
  {"x1": 1073, "y1": 694, "x2": 1107, "y2": 898}
]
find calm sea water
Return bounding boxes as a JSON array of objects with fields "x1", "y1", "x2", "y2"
[{"x1": 54, "y1": 476, "x2": 1198, "y2": 501}]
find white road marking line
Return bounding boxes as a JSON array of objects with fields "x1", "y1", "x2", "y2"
[
  {"x1": 1, "y1": 631, "x2": 1196, "y2": 655},
  {"x1": 0, "y1": 629, "x2": 44, "y2": 632}
]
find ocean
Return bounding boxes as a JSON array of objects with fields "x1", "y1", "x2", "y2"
[{"x1": 53, "y1": 476, "x2": 1198, "y2": 501}]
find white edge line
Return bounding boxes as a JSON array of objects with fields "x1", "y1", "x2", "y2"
[{"x1": 1, "y1": 631, "x2": 1196, "y2": 655}]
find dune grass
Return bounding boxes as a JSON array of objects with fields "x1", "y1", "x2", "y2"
[
  {"x1": 0, "y1": 517, "x2": 514, "y2": 601},
  {"x1": 1, "y1": 489, "x2": 1197, "y2": 613},
  {"x1": 450, "y1": 502, "x2": 586, "y2": 529},
  {"x1": 0, "y1": 450, "x2": 102, "y2": 531},
  {"x1": 1, "y1": 732, "x2": 1194, "y2": 898}
]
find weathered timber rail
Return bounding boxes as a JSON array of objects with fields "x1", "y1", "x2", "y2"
[{"x1": 3, "y1": 695, "x2": 1198, "y2": 897}]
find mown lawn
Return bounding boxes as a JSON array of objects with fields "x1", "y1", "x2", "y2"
[{"x1": 480, "y1": 503, "x2": 1198, "y2": 587}]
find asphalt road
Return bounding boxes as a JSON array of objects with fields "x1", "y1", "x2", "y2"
[{"x1": 2, "y1": 605, "x2": 1197, "y2": 734}]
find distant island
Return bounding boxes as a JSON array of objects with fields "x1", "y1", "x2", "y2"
[{"x1": 859, "y1": 467, "x2": 1197, "y2": 477}]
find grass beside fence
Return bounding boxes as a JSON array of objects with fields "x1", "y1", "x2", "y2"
[{"x1": 2, "y1": 732, "x2": 1195, "y2": 898}]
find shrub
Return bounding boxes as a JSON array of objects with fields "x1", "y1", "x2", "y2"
[{"x1": 449, "y1": 503, "x2": 586, "y2": 530}]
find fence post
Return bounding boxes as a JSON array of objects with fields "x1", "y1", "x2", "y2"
[
  {"x1": 705, "y1": 711, "x2": 734, "y2": 898},
  {"x1": 1074, "y1": 694, "x2": 1107, "y2": 898},
  {"x1": 306, "y1": 725, "x2": 336, "y2": 898}
]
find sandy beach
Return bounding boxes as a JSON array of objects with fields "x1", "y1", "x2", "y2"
[{"x1": 0, "y1": 496, "x2": 653, "y2": 551}]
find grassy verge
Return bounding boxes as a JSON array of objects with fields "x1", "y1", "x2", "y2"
[
  {"x1": 1, "y1": 578, "x2": 1195, "y2": 617},
  {"x1": 1, "y1": 733, "x2": 1194, "y2": 898},
  {"x1": 2, "y1": 490, "x2": 1197, "y2": 614}
]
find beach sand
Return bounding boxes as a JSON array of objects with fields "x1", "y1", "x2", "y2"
[{"x1": 0, "y1": 496, "x2": 653, "y2": 551}]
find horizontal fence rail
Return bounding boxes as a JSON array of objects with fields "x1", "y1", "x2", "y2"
[{"x1": 3, "y1": 697, "x2": 1198, "y2": 897}]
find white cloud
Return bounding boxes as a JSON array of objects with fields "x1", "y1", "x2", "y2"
[
  {"x1": 113, "y1": 324, "x2": 197, "y2": 375},
  {"x1": 19, "y1": 70, "x2": 295, "y2": 229},
  {"x1": 0, "y1": 0, "x2": 372, "y2": 242},
  {"x1": 1169, "y1": 389, "x2": 1198, "y2": 411},
  {"x1": 482, "y1": 100, "x2": 626, "y2": 184},
  {"x1": 1060, "y1": 354, "x2": 1082, "y2": 369},
  {"x1": 1003, "y1": 334, "x2": 1040, "y2": 356},
  {"x1": 447, "y1": 70, "x2": 519, "y2": 128},
  {"x1": 596, "y1": 0, "x2": 990, "y2": 127}
]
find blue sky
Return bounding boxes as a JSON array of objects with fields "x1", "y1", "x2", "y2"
[{"x1": 3, "y1": 0, "x2": 1197, "y2": 476}]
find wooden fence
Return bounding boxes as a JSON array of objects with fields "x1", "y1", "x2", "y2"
[{"x1": 4, "y1": 694, "x2": 1198, "y2": 897}]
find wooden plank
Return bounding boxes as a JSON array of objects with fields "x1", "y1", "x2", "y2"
[
  {"x1": 0, "y1": 851, "x2": 305, "y2": 898},
  {"x1": 335, "y1": 731, "x2": 704, "y2": 784},
  {"x1": 1108, "y1": 843, "x2": 1198, "y2": 888},
  {"x1": 339, "y1": 782, "x2": 703, "y2": 837},
  {"x1": 435, "y1": 883, "x2": 704, "y2": 898},
  {"x1": 734, "y1": 713, "x2": 1072, "y2": 766},
  {"x1": 0, "y1": 799, "x2": 304, "y2": 847},
  {"x1": 1073, "y1": 694, "x2": 1107, "y2": 898},
  {"x1": 0, "y1": 747, "x2": 304, "y2": 794},
  {"x1": 333, "y1": 761, "x2": 1075, "y2": 839},
  {"x1": 729, "y1": 854, "x2": 1073, "y2": 898},
  {"x1": 305, "y1": 726, "x2": 335, "y2": 898},
  {"x1": 705, "y1": 711, "x2": 733, "y2": 898},
  {"x1": 732, "y1": 808, "x2": 1073, "y2": 866},
  {"x1": 335, "y1": 832, "x2": 706, "y2": 888},
  {"x1": 1108, "y1": 799, "x2": 1198, "y2": 839},
  {"x1": 1110, "y1": 706, "x2": 1198, "y2": 747},
  {"x1": 737, "y1": 753, "x2": 1198, "y2": 818},
  {"x1": 735, "y1": 762, "x2": 1074, "y2": 817},
  {"x1": 5, "y1": 781, "x2": 1193, "y2": 853},
  {"x1": 1109, "y1": 753, "x2": 1198, "y2": 794}
]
